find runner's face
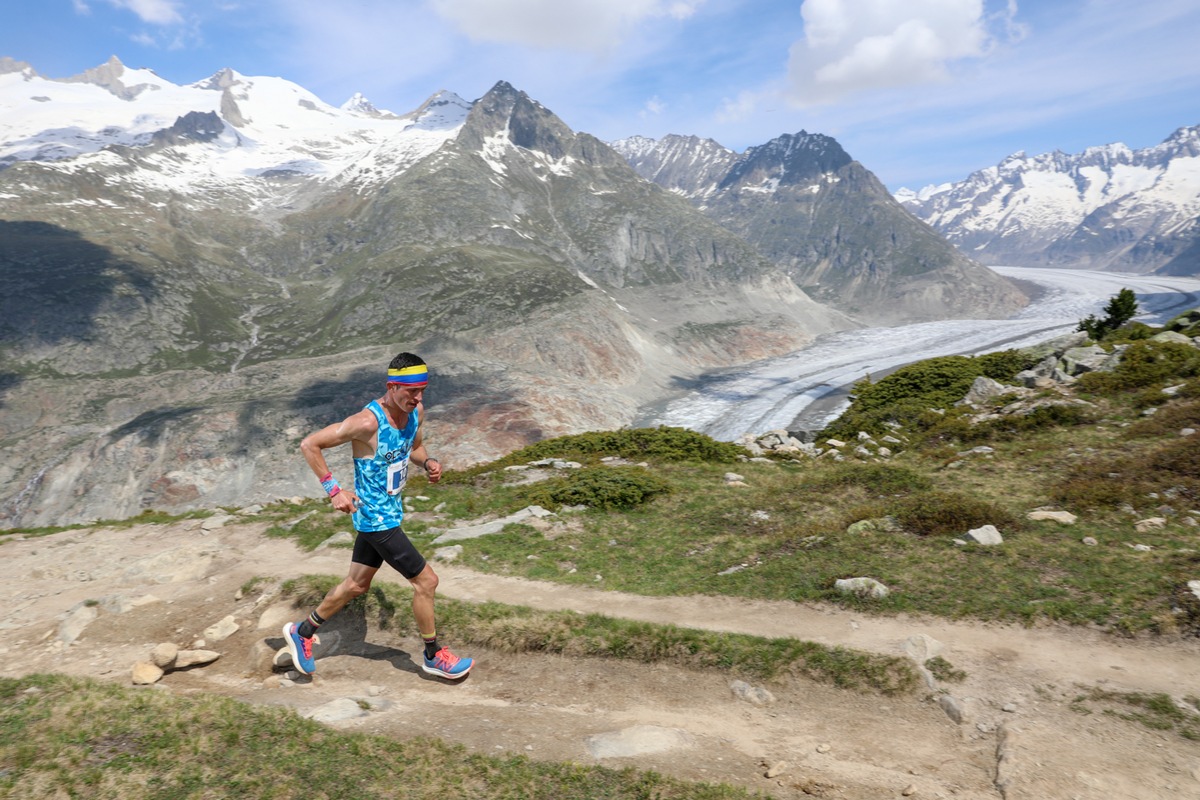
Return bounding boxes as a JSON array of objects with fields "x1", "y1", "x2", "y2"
[{"x1": 389, "y1": 383, "x2": 424, "y2": 412}]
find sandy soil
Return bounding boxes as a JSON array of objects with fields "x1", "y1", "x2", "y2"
[{"x1": 3, "y1": 517, "x2": 1199, "y2": 800}]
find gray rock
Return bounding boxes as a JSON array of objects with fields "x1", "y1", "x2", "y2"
[
  {"x1": 1151, "y1": 331, "x2": 1193, "y2": 345},
  {"x1": 835, "y1": 577, "x2": 890, "y2": 598},
  {"x1": 173, "y1": 649, "x2": 221, "y2": 669},
  {"x1": 305, "y1": 697, "x2": 370, "y2": 723},
  {"x1": 959, "y1": 376, "x2": 1010, "y2": 406},
  {"x1": 584, "y1": 726, "x2": 694, "y2": 758},
  {"x1": 965, "y1": 525, "x2": 1003, "y2": 545},
  {"x1": 433, "y1": 506, "x2": 553, "y2": 543},
  {"x1": 730, "y1": 680, "x2": 776, "y2": 706},
  {"x1": 203, "y1": 615, "x2": 240, "y2": 642},
  {"x1": 316, "y1": 532, "x2": 354, "y2": 549},
  {"x1": 1027, "y1": 510, "x2": 1077, "y2": 525},
  {"x1": 58, "y1": 604, "x2": 98, "y2": 644},
  {"x1": 152, "y1": 642, "x2": 180, "y2": 668},
  {"x1": 903, "y1": 634, "x2": 944, "y2": 662},
  {"x1": 131, "y1": 661, "x2": 164, "y2": 685},
  {"x1": 432, "y1": 544, "x2": 464, "y2": 562}
]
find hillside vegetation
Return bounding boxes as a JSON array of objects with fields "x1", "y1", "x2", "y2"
[{"x1": 4, "y1": 307, "x2": 1199, "y2": 800}]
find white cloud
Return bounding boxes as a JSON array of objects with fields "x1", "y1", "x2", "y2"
[
  {"x1": 105, "y1": 0, "x2": 185, "y2": 26},
  {"x1": 640, "y1": 96, "x2": 666, "y2": 117},
  {"x1": 716, "y1": 88, "x2": 764, "y2": 123},
  {"x1": 786, "y1": 0, "x2": 1014, "y2": 105},
  {"x1": 428, "y1": 0, "x2": 704, "y2": 52}
]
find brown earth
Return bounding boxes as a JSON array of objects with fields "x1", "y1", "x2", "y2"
[{"x1": 3, "y1": 517, "x2": 1200, "y2": 800}]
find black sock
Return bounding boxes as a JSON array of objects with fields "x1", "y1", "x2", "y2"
[
  {"x1": 298, "y1": 610, "x2": 325, "y2": 639},
  {"x1": 424, "y1": 639, "x2": 439, "y2": 660}
]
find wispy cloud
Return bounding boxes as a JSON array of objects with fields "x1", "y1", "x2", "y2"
[
  {"x1": 105, "y1": 0, "x2": 185, "y2": 26},
  {"x1": 428, "y1": 0, "x2": 704, "y2": 52},
  {"x1": 640, "y1": 95, "x2": 666, "y2": 118}
]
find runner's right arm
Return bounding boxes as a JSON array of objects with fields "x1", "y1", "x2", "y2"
[{"x1": 300, "y1": 409, "x2": 378, "y2": 514}]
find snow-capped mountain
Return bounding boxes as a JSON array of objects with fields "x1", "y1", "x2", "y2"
[
  {"x1": 610, "y1": 132, "x2": 1027, "y2": 324},
  {"x1": 611, "y1": 134, "x2": 737, "y2": 200},
  {"x1": 896, "y1": 125, "x2": 1200, "y2": 276},
  {"x1": 0, "y1": 55, "x2": 471, "y2": 193},
  {"x1": 0, "y1": 56, "x2": 854, "y2": 527}
]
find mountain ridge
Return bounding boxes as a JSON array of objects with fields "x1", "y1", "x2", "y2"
[
  {"x1": 0, "y1": 57, "x2": 866, "y2": 526},
  {"x1": 896, "y1": 124, "x2": 1200, "y2": 275},
  {"x1": 610, "y1": 131, "x2": 1027, "y2": 324}
]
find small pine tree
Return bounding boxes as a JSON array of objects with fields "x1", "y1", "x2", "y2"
[{"x1": 1077, "y1": 288, "x2": 1139, "y2": 340}]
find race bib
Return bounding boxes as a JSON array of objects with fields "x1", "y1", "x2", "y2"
[{"x1": 386, "y1": 458, "x2": 409, "y2": 495}]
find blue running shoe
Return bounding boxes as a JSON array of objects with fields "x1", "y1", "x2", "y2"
[
  {"x1": 282, "y1": 622, "x2": 316, "y2": 675},
  {"x1": 422, "y1": 646, "x2": 473, "y2": 679}
]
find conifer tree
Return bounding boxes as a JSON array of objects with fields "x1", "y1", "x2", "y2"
[{"x1": 1077, "y1": 288, "x2": 1139, "y2": 340}]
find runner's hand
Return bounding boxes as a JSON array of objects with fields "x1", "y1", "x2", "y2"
[{"x1": 331, "y1": 489, "x2": 358, "y2": 514}]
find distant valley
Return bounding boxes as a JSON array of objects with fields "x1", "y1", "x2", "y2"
[{"x1": 0, "y1": 55, "x2": 1193, "y2": 528}]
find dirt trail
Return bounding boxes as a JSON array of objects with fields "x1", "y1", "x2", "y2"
[{"x1": 3, "y1": 518, "x2": 1199, "y2": 800}]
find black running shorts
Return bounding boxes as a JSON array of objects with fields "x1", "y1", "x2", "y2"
[{"x1": 351, "y1": 526, "x2": 428, "y2": 579}]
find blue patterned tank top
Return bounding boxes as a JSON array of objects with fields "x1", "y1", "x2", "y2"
[{"x1": 352, "y1": 400, "x2": 418, "y2": 532}]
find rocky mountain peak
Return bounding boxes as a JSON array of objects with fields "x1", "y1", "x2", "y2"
[
  {"x1": 723, "y1": 131, "x2": 851, "y2": 189},
  {"x1": 341, "y1": 91, "x2": 377, "y2": 114},
  {"x1": 405, "y1": 90, "x2": 472, "y2": 130},
  {"x1": 609, "y1": 134, "x2": 736, "y2": 200},
  {"x1": 0, "y1": 57, "x2": 35, "y2": 77},
  {"x1": 460, "y1": 80, "x2": 575, "y2": 159},
  {"x1": 62, "y1": 55, "x2": 164, "y2": 101},
  {"x1": 1157, "y1": 124, "x2": 1200, "y2": 159},
  {"x1": 193, "y1": 67, "x2": 243, "y2": 92}
]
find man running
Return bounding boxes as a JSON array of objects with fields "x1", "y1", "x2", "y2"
[{"x1": 283, "y1": 352, "x2": 473, "y2": 680}]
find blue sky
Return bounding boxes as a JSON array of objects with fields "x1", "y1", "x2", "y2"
[{"x1": 4, "y1": 0, "x2": 1199, "y2": 190}]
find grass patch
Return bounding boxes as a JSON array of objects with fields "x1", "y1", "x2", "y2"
[
  {"x1": 1, "y1": 508, "x2": 212, "y2": 540},
  {"x1": 1069, "y1": 687, "x2": 1200, "y2": 741},
  {"x1": 924, "y1": 656, "x2": 967, "y2": 683},
  {"x1": 283, "y1": 575, "x2": 919, "y2": 695},
  {"x1": 259, "y1": 430, "x2": 1200, "y2": 636},
  {"x1": 0, "y1": 674, "x2": 770, "y2": 800}
]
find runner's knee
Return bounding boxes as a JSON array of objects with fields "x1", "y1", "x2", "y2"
[
  {"x1": 343, "y1": 575, "x2": 372, "y2": 597},
  {"x1": 411, "y1": 566, "x2": 438, "y2": 596}
]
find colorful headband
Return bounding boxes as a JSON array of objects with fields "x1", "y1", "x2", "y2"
[{"x1": 388, "y1": 364, "x2": 429, "y2": 386}]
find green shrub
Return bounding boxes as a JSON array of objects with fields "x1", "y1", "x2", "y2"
[
  {"x1": 1107, "y1": 322, "x2": 1156, "y2": 342},
  {"x1": 1051, "y1": 437, "x2": 1200, "y2": 511},
  {"x1": 520, "y1": 466, "x2": 672, "y2": 511},
  {"x1": 1126, "y1": 398, "x2": 1200, "y2": 437},
  {"x1": 952, "y1": 403, "x2": 1096, "y2": 444},
  {"x1": 1050, "y1": 473, "x2": 1137, "y2": 510},
  {"x1": 849, "y1": 357, "x2": 982, "y2": 414},
  {"x1": 490, "y1": 427, "x2": 743, "y2": 468},
  {"x1": 976, "y1": 349, "x2": 1042, "y2": 382},
  {"x1": 825, "y1": 351, "x2": 1038, "y2": 440},
  {"x1": 886, "y1": 490, "x2": 1016, "y2": 537},
  {"x1": 802, "y1": 463, "x2": 933, "y2": 496},
  {"x1": 1076, "y1": 341, "x2": 1200, "y2": 395},
  {"x1": 1163, "y1": 309, "x2": 1200, "y2": 337}
]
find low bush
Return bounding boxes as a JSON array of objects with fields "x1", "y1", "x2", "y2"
[
  {"x1": 801, "y1": 463, "x2": 933, "y2": 496},
  {"x1": 519, "y1": 466, "x2": 672, "y2": 511},
  {"x1": 1051, "y1": 436, "x2": 1200, "y2": 511},
  {"x1": 885, "y1": 490, "x2": 1016, "y2": 537},
  {"x1": 1126, "y1": 398, "x2": 1200, "y2": 437},
  {"x1": 954, "y1": 403, "x2": 1096, "y2": 444},
  {"x1": 825, "y1": 351, "x2": 1039, "y2": 439},
  {"x1": 1077, "y1": 341, "x2": 1200, "y2": 395},
  {"x1": 484, "y1": 427, "x2": 744, "y2": 469}
]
